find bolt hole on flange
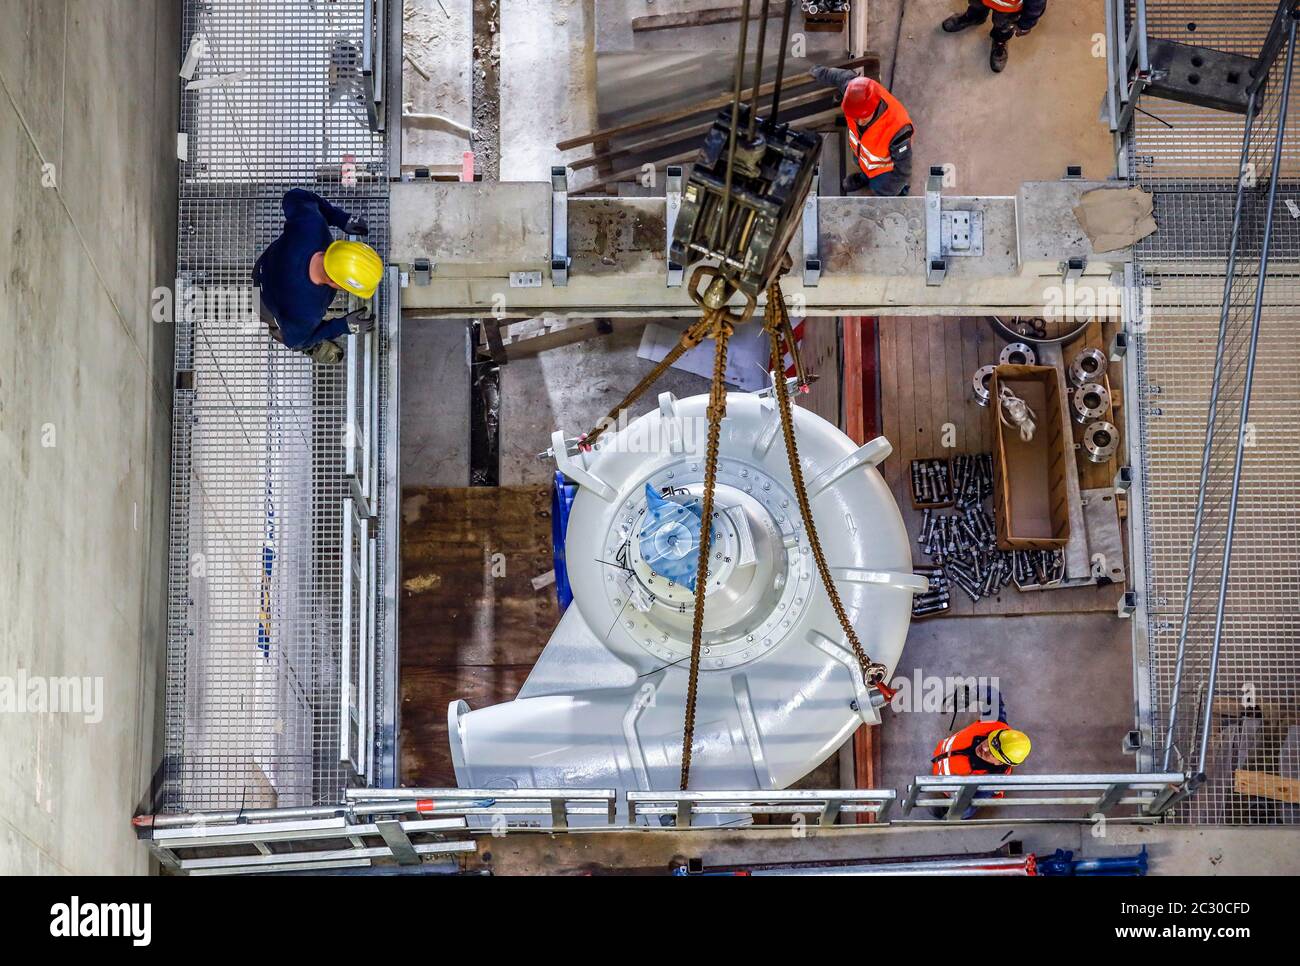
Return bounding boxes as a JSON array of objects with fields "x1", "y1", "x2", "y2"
[
  {"x1": 999, "y1": 342, "x2": 1037, "y2": 367},
  {"x1": 1083, "y1": 421, "x2": 1120, "y2": 463},
  {"x1": 972, "y1": 364, "x2": 996, "y2": 407},
  {"x1": 1068, "y1": 346, "x2": 1107, "y2": 387},
  {"x1": 1072, "y1": 382, "x2": 1110, "y2": 425}
]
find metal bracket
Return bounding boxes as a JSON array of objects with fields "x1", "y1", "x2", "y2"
[
  {"x1": 925, "y1": 166, "x2": 947, "y2": 286},
  {"x1": 1109, "y1": 330, "x2": 1129, "y2": 360},
  {"x1": 411, "y1": 258, "x2": 432, "y2": 286},
  {"x1": 666, "y1": 165, "x2": 684, "y2": 287},
  {"x1": 802, "y1": 167, "x2": 821, "y2": 287},
  {"x1": 1144, "y1": 38, "x2": 1256, "y2": 115},
  {"x1": 374, "y1": 820, "x2": 420, "y2": 865},
  {"x1": 940, "y1": 209, "x2": 983, "y2": 257},
  {"x1": 1061, "y1": 256, "x2": 1087, "y2": 282},
  {"x1": 551, "y1": 165, "x2": 570, "y2": 287},
  {"x1": 509, "y1": 271, "x2": 542, "y2": 288}
]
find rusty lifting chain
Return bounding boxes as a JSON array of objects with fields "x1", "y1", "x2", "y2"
[{"x1": 574, "y1": 0, "x2": 891, "y2": 791}]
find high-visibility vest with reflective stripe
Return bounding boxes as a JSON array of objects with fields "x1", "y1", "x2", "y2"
[
  {"x1": 983, "y1": 0, "x2": 1025, "y2": 12},
  {"x1": 931, "y1": 720, "x2": 1012, "y2": 776},
  {"x1": 845, "y1": 86, "x2": 913, "y2": 178}
]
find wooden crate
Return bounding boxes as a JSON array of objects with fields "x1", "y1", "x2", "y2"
[{"x1": 991, "y1": 365, "x2": 1071, "y2": 550}]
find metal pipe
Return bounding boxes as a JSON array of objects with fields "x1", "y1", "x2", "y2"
[
  {"x1": 710, "y1": 0, "x2": 752, "y2": 257},
  {"x1": 1196, "y1": 16, "x2": 1297, "y2": 773},
  {"x1": 1161, "y1": 82, "x2": 1260, "y2": 772},
  {"x1": 749, "y1": 855, "x2": 1035, "y2": 876},
  {"x1": 770, "y1": 1, "x2": 794, "y2": 121},
  {"x1": 748, "y1": 0, "x2": 772, "y2": 138},
  {"x1": 137, "y1": 805, "x2": 351, "y2": 830},
  {"x1": 1250, "y1": 0, "x2": 1297, "y2": 95},
  {"x1": 350, "y1": 786, "x2": 618, "y2": 801},
  {"x1": 1135, "y1": 0, "x2": 1149, "y2": 79},
  {"x1": 712, "y1": 0, "x2": 754, "y2": 258}
]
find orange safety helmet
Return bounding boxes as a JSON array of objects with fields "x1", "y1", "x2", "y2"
[{"x1": 841, "y1": 77, "x2": 885, "y2": 126}]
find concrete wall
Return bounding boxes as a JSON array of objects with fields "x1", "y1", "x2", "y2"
[{"x1": 0, "y1": 0, "x2": 179, "y2": 874}]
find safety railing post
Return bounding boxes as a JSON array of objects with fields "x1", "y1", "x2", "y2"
[{"x1": 946, "y1": 784, "x2": 978, "y2": 821}]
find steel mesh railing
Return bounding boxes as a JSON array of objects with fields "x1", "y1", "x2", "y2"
[
  {"x1": 1128, "y1": 1, "x2": 1300, "y2": 824},
  {"x1": 164, "y1": 0, "x2": 391, "y2": 813}
]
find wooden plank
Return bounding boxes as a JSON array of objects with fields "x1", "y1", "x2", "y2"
[
  {"x1": 1234, "y1": 769, "x2": 1300, "y2": 804},
  {"x1": 632, "y1": 3, "x2": 784, "y2": 33},
  {"x1": 793, "y1": 317, "x2": 840, "y2": 426},
  {"x1": 568, "y1": 87, "x2": 834, "y2": 173},
  {"x1": 946, "y1": 313, "x2": 969, "y2": 454},
  {"x1": 556, "y1": 55, "x2": 880, "y2": 152},
  {"x1": 402, "y1": 666, "x2": 532, "y2": 787},
  {"x1": 400, "y1": 485, "x2": 560, "y2": 786},
  {"x1": 911, "y1": 318, "x2": 934, "y2": 462},
  {"x1": 483, "y1": 317, "x2": 630, "y2": 359},
  {"x1": 842, "y1": 312, "x2": 883, "y2": 820},
  {"x1": 574, "y1": 107, "x2": 842, "y2": 192},
  {"x1": 578, "y1": 149, "x2": 698, "y2": 193},
  {"x1": 875, "y1": 317, "x2": 1120, "y2": 616}
]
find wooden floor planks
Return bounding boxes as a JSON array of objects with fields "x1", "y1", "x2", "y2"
[
  {"x1": 877, "y1": 316, "x2": 1123, "y2": 617},
  {"x1": 399, "y1": 485, "x2": 559, "y2": 786}
]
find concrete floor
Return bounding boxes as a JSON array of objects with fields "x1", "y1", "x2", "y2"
[
  {"x1": 884, "y1": 0, "x2": 1117, "y2": 194},
  {"x1": 880, "y1": 612, "x2": 1135, "y2": 799},
  {"x1": 500, "y1": 0, "x2": 598, "y2": 183},
  {"x1": 0, "y1": 0, "x2": 178, "y2": 874},
  {"x1": 499, "y1": 325, "x2": 711, "y2": 486},
  {"x1": 401, "y1": 320, "x2": 472, "y2": 488}
]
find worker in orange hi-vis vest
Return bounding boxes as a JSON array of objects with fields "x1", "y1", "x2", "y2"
[
  {"x1": 930, "y1": 719, "x2": 1032, "y2": 818},
  {"x1": 809, "y1": 67, "x2": 914, "y2": 197},
  {"x1": 942, "y1": 0, "x2": 1049, "y2": 74}
]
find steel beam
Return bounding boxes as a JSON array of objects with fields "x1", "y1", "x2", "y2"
[{"x1": 392, "y1": 180, "x2": 1128, "y2": 318}]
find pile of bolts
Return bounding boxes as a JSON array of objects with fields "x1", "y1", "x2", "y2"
[
  {"x1": 909, "y1": 458, "x2": 952, "y2": 505},
  {"x1": 911, "y1": 453, "x2": 1065, "y2": 613}
]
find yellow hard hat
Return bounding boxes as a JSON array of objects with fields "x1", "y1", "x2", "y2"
[
  {"x1": 987, "y1": 728, "x2": 1031, "y2": 766},
  {"x1": 323, "y1": 240, "x2": 383, "y2": 298}
]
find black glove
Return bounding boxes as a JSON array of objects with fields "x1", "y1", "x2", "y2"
[
  {"x1": 344, "y1": 306, "x2": 375, "y2": 335},
  {"x1": 344, "y1": 215, "x2": 369, "y2": 236}
]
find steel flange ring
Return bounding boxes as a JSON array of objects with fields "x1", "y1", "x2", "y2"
[
  {"x1": 1083, "y1": 421, "x2": 1120, "y2": 463},
  {"x1": 972, "y1": 364, "x2": 996, "y2": 408},
  {"x1": 1072, "y1": 382, "x2": 1110, "y2": 425},
  {"x1": 999, "y1": 342, "x2": 1037, "y2": 367},
  {"x1": 1069, "y1": 346, "x2": 1107, "y2": 387}
]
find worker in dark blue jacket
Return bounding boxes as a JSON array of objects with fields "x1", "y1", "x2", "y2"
[
  {"x1": 942, "y1": 0, "x2": 1049, "y2": 74},
  {"x1": 252, "y1": 189, "x2": 384, "y2": 364}
]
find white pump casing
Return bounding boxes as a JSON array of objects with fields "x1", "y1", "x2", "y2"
[{"x1": 449, "y1": 388, "x2": 923, "y2": 820}]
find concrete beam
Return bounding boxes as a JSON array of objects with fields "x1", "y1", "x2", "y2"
[{"x1": 393, "y1": 179, "x2": 1128, "y2": 318}]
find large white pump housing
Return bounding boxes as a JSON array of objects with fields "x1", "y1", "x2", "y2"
[{"x1": 449, "y1": 387, "x2": 924, "y2": 818}]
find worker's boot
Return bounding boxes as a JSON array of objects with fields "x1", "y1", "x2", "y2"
[
  {"x1": 305, "y1": 340, "x2": 345, "y2": 365},
  {"x1": 942, "y1": 10, "x2": 984, "y2": 33},
  {"x1": 990, "y1": 40, "x2": 1010, "y2": 73}
]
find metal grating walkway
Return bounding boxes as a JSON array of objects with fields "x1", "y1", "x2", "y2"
[
  {"x1": 164, "y1": 0, "x2": 394, "y2": 812},
  {"x1": 1129, "y1": 1, "x2": 1300, "y2": 824}
]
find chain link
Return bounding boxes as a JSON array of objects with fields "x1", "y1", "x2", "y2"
[
  {"x1": 762, "y1": 280, "x2": 891, "y2": 695},
  {"x1": 679, "y1": 315, "x2": 734, "y2": 789}
]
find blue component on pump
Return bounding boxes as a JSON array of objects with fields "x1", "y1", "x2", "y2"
[{"x1": 638, "y1": 484, "x2": 712, "y2": 592}]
